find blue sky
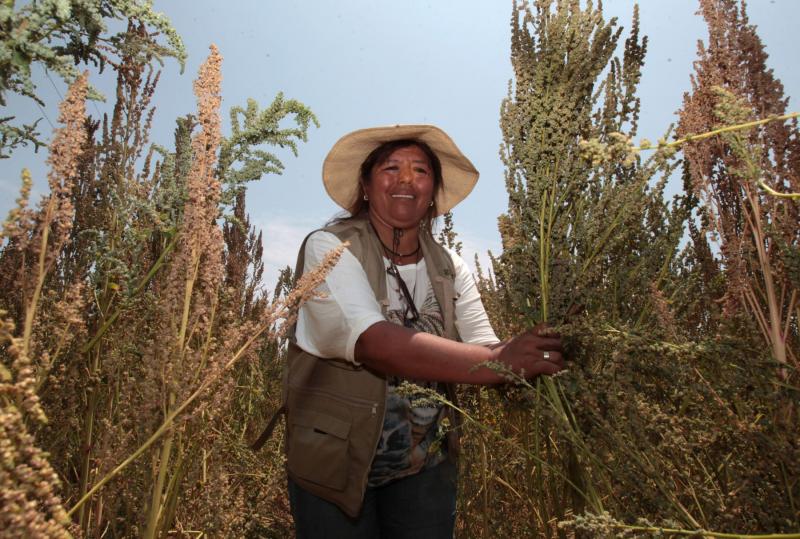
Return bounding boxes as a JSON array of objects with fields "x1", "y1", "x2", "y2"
[{"x1": 2, "y1": 1, "x2": 798, "y2": 286}]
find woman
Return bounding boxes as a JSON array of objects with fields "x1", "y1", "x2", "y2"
[{"x1": 285, "y1": 125, "x2": 563, "y2": 538}]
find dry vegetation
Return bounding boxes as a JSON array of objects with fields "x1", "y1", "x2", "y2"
[
  {"x1": 456, "y1": 1, "x2": 798, "y2": 537},
  {"x1": 0, "y1": 22, "x2": 325, "y2": 538},
  {"x1": 1, "y1": 0, "x2": 798, "y2": 537}
]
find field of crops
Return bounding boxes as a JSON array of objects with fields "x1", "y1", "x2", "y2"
[{"x1": 1, "y1": 1, "x2": 797, "y2": 537}]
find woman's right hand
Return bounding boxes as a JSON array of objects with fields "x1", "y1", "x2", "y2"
[{"x1": 490, "y1": 323, "x2": 564, "y2": 378}]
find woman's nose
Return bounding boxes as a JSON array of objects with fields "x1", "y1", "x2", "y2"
[{"x1": 398, "y1": 164, "x2": 413, "y2": 183}]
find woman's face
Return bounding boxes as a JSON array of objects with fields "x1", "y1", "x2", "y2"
[{"x1": 363, "y1": 145, "x2": 435, "y2": 231}]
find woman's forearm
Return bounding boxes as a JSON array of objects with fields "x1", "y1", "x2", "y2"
[
  {"x1": 355, "y1": 321, "x2": 564, "y2": 384},
  {"x1": 354, "y1": 321, "x2": 505, "y2": 384}
]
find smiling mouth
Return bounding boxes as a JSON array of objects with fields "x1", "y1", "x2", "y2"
[{"x1": 391, "y1": 194, "x2": 415, "y2": 199}]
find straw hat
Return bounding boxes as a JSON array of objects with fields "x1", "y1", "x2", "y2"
[{"x1": 322, "y1": 124, "x2": 479, "y2": 216}]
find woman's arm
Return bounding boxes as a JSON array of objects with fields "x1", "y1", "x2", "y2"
[{"x1": 354, "y1": 321, "x2": 563, "y2": 384}]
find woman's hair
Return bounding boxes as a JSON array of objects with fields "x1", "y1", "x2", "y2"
[{"x1": 343, "y1": 139, "x2": 443, "y2": 230}]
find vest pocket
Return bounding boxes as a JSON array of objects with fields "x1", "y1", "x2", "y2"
[{"x1": 287, "y1": 408, "x2": 352, "y2": 491}]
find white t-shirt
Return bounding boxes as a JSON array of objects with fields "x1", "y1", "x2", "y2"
[{"x1": 295, "y1": 230, "x2": 499, "y2": 363}]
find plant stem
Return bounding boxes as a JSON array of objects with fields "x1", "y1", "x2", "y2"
[
  {"x1": 22, "y1": 195, "x2": 55, "y2": 358},
  {"x1": 143, "y1": 392, "x2": 176, "y2": 539},
  {"x1": 77, "y1": 344, "x2": 102, "y2": 532},
  {"x1": 634, "y1": 111, "x2": 800, "y2": 152},
  {"x1": 144, "y1": 241, "x2": 199, "y2": 537},
  {"x1": 758, "y1": 179, "x2": 800, "y2": 199},
  {"x1": 606, "y1": 523, "x2": 800, "y2": 539},
  {"x1": 474, "y1": 388, "x2": 490, "y2": 536}
]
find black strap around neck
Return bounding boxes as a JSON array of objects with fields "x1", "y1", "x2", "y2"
[{"x1": 368, "y1": 220, "x2": 421, "y2": 259}]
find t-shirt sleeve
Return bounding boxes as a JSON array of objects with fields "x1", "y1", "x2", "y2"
[
  {"x1": 448, "y1": 248, "x2": 500, "y2": 346},
  {"x1": 294, "y1": 230, "x2": 386, "y2": 363}
]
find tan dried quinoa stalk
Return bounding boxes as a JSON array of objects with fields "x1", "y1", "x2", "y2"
[{"x1": 1, "y1": 72, "x2": 88, "y2": 539}]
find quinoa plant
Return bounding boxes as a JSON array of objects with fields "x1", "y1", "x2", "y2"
[
  {"x1": 0, "y1": 70, "x2": 87, "y2": 539},
  {"x1": 677, "y1": 0, "x2": 799, "y2": 376},
  {"x1": 0, "y1": 21, "x2": 328, "y2": 537},
  {"x1": 459, "y1": 0, "x2": 800, "y2": 536},
  {"x1": 0, "y1": 0, "x2": 186, "y2": 157}
]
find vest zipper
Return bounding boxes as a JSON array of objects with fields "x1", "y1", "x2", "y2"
[{"x1": 360, "y1": 379, "x2": 387, "y2": 501}]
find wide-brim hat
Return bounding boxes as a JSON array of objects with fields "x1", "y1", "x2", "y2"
[{"x1": 322, "y1": 124, "x2": 479, "y2": 216}]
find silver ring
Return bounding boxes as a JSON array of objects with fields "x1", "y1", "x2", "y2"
[{"x1": 543, "y1": 351, "x2": 550, "y2": 360}]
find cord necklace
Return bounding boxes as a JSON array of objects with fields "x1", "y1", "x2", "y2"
[{"x1": 369, "y1": 220, "x2": 420, "y2": 326}]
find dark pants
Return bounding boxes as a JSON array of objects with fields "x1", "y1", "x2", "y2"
[{"x1": 288, "y1": 460, "x2": 457, "y2": 539}]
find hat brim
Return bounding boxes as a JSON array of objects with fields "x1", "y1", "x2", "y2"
[{"x1": 322, "y1": 125, "x2": 479, "y2": 216}]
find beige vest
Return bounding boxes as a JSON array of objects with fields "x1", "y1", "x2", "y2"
[{"x1": 284, "y1": 216, "x2": 461, "y2": 518}]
